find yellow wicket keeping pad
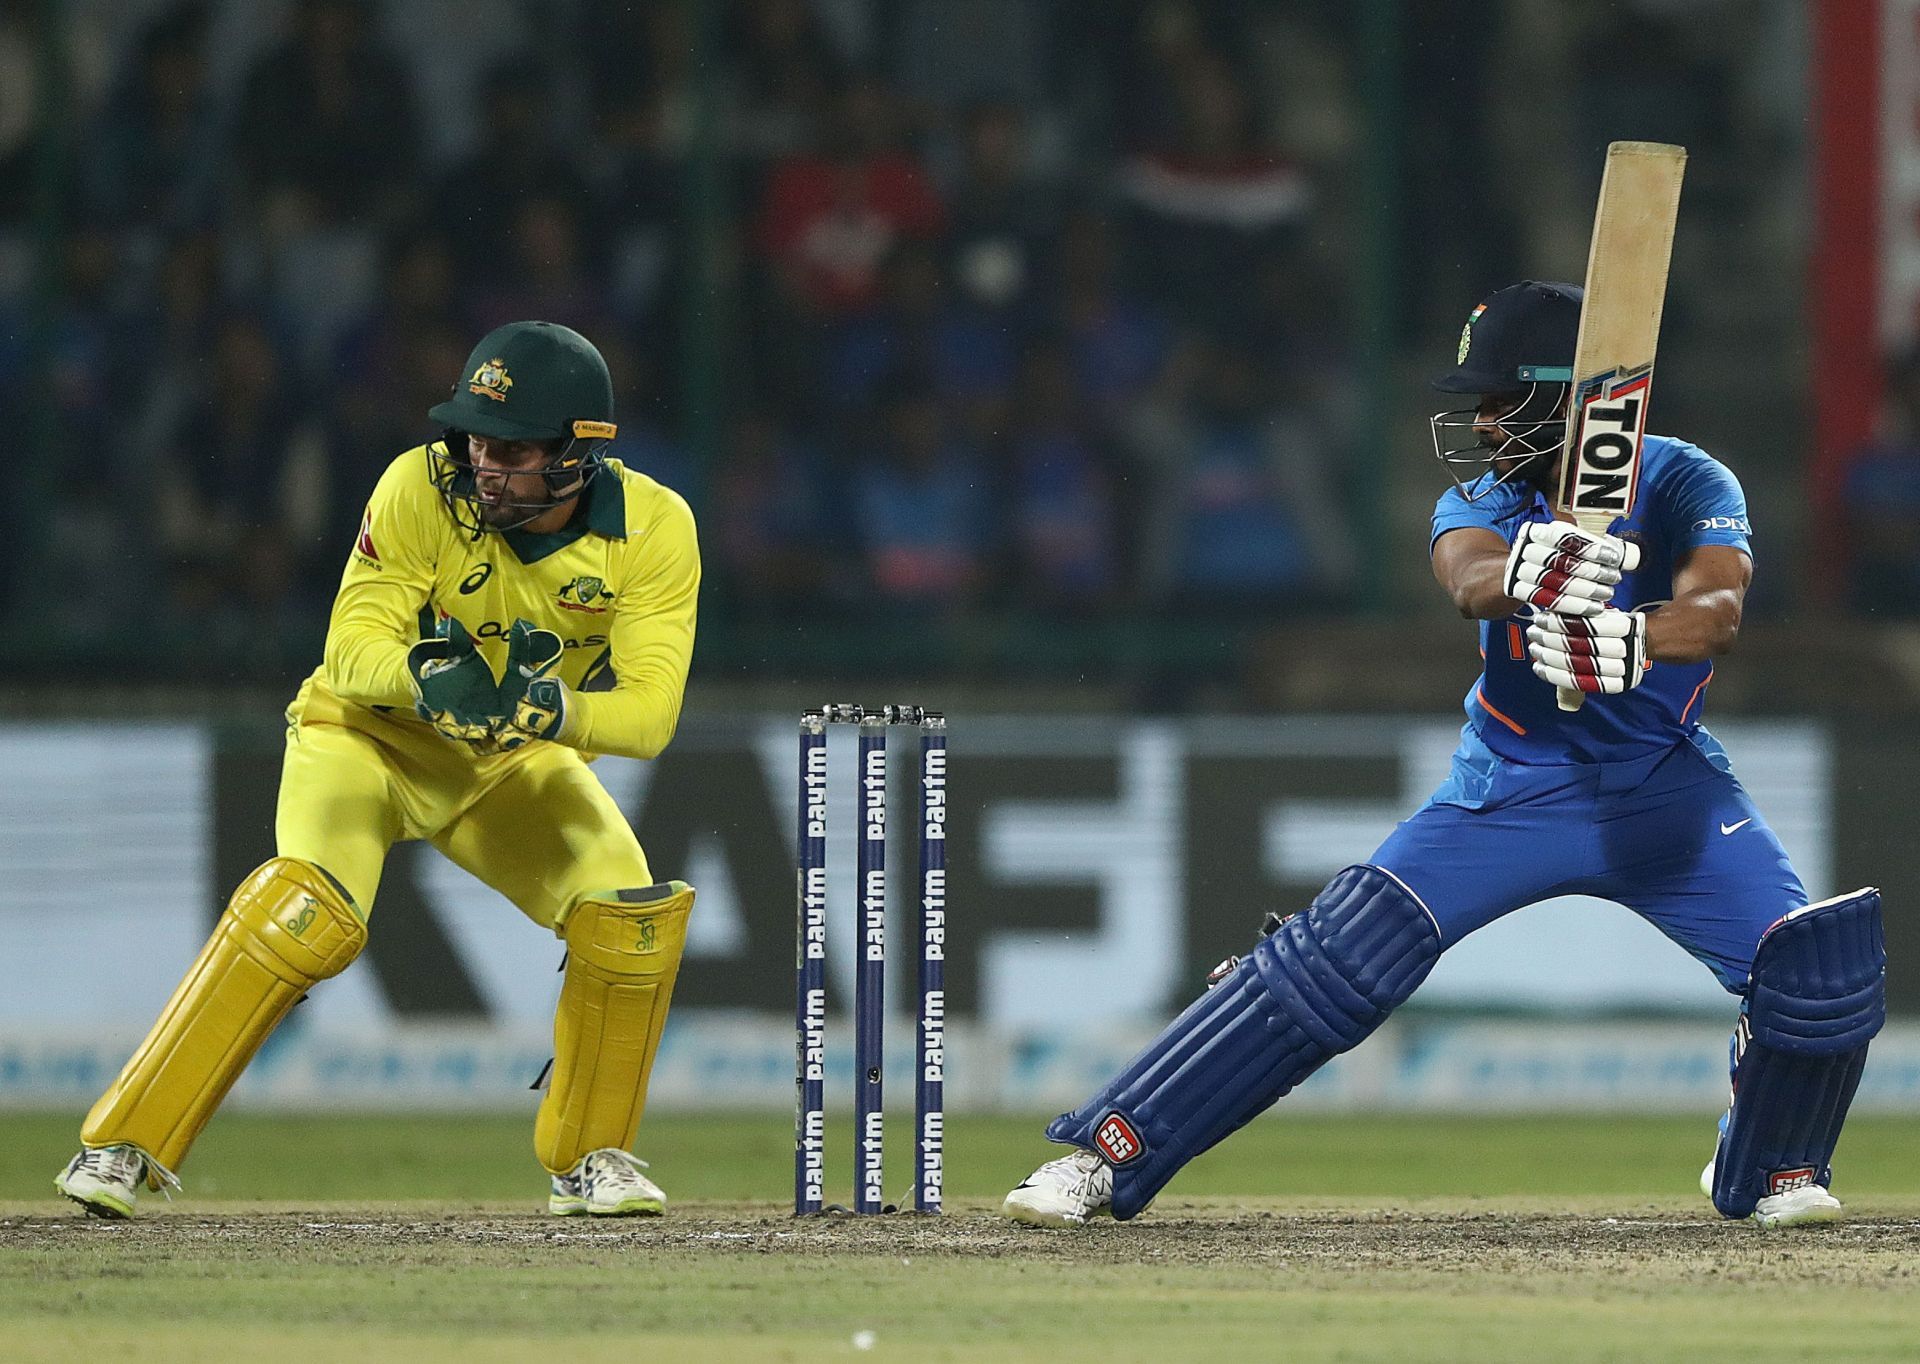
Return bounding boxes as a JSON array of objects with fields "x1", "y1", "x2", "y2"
[
  {"x1": 82, "y1": 858, "x2": 366, "y2": 1179},
  {"x1": 536, "y1": 881, "x2": 694, "y2": 1173}
]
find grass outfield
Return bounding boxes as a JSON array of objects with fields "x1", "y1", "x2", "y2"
[{"x1": 4, "y1": 1112, "x2": 1919, "y2": 1362}]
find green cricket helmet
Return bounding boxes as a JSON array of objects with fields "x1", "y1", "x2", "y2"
[{"x1": 426, "y1": 320, "x2": 619, "y2": 535}]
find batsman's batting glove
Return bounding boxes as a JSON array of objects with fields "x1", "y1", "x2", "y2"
[
  {"x1": 1502, "y1": 520, "x2": 1641, "y2": 617},
  {"x1": 501, "y1": 618, "x2": 563, "y2": 713},
  {"x1": 1526, "y1": 608, "x2": 1650, "y2": 695},
  {"x1": 408, "y1": 617, "x2": 506, "y2": 748}
]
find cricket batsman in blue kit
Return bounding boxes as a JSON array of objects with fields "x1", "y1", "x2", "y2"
[{"x1": 1003, "y1": 280, "x2": 1886, "y2": 1231}]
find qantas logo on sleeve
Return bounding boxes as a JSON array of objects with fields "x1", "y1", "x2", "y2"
[
  {"x1": 1092, "y1": 1112, "x2": 1144, "y2": 1165},
  {"x1": 354, "y1": 511, "x2": 381, "y2": 564}
]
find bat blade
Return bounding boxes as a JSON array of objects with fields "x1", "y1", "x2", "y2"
[{"x1": 1553, "y1": 140, "x2": 1686, "y2": 711}]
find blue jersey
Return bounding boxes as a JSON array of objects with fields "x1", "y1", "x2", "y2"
[{"x1": 1430, "y1": 434, "x2": 1752, "y2": 764}]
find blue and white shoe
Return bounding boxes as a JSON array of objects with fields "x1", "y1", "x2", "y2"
[{"x1": 548, "y1": 1148, "x2": 666, "y2": 1217}]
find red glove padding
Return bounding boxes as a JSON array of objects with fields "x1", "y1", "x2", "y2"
[
  {"x1": 1503, "y1": 521, "x2": 1641, "y2": 617},
  {"x1": 1526, "y1": 609, "x2": 1650, "y2": 695}
]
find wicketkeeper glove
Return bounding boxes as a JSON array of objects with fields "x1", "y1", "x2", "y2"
[
  {"x1": 1526, "y1": 608, "x2": 1650, "y2": 695},
  {"x1": 500, "y1": 618, "x2": 563, "y2": 713},
  {"x1": 408, "y1": 617, "x2": 504, "y2": 747},
  {"x1": 498, "y1": 618, "x2": 572, "y2": 750},
  {"x1": 503, "y1": 677, "x2": 573, "y2": 749},
  {"x1": 1502, "y1": 520, "x2": 1641, "y2": 617}
]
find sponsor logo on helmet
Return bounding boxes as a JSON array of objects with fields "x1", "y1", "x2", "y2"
[
  {"x1": 469, "y1": 357, "x2": 514, "y2": 402},
  {"x1": 1457, "y1": 302, "x2": 1487, "y2": 365},
  {"x1": 1092, "y1": 1112, "x2": 1143, "y2": 1165}
]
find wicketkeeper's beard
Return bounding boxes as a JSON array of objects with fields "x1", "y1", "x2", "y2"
[{"x1": 474, "y1": 474, "x2": 582, "y2": 529}]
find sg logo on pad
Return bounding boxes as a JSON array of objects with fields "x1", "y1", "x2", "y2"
[{"x1": 1093, "y1": 1113, "x2": 1143, "y2": 1165}]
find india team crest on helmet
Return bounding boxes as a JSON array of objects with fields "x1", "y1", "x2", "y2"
[
  {"x1": 1457, "y1": 302, "x2": 1488, "y2": 365},
  {"x1": 468, "y1": 357, "x2": 514, "y2": 402}
]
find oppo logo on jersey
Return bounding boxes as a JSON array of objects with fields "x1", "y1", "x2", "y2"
[
  {"x1": 1691, "y1": 515, "x2": 1749, "y2": 534},
  {"x1": 470, "y1": 620, "x2": 607, "y2": 649}
]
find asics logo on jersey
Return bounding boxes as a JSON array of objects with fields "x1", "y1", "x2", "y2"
[
  {"x1": 458, "y1": 564, "x2": 494, "y2": 594},
  {"x1": 1692, "y1": 515, "x2": 1749, "y2": 533}
]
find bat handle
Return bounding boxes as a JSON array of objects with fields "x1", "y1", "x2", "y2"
[{"x1": 1557, "y1": 685, "x2": 1586, "y2": 713}]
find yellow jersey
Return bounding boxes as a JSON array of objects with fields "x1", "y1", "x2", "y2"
[{"x1": 291, "y1": 445, "x2": 699, "y2": 761}]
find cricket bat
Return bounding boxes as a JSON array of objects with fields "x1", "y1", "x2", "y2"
[{"x1": 1553, "y1": 140, "x2": 1687, "y2": 711}]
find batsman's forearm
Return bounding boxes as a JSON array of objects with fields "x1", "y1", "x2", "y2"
[
  {"x1": 1645, "y1": 590, "x2": 1741, "y2": 663},
  {"x1": 1447, "y1": 555, "x2": 1525, "y2": 620}
]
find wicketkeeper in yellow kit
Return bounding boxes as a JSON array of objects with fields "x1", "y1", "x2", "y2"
[{"x1": 57, "y1": 321, "x2": 700, "y2": 1218}]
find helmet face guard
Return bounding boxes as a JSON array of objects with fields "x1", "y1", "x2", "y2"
[
  {"x1": 424, "y1": 322, "x2": 620, "y2": 535},
  {"x1": 1428, "y1": 378, "x2": 1569, "y2": 503},
  {"x1": 1428, "y1": 281, "x2": 1583, "y2": 502},
  {"x1": 428, "y1": 419, "x2": 616, "y2": 536}
]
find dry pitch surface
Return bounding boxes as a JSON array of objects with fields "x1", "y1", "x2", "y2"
[
  {"x1": 5, "y1": 1115, "x2": 1919, "y2": 1361},
  {"x1": 11, "y1": 1197, "x2": 1920, "y2": 1269},
  {"x1": 7, "y1": 1199, "x2": 1920, "y2": 1363}
]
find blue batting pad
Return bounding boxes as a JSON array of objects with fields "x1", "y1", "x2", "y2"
[
  {"x1": 1712, "y1": 888, "x2": 1885, "y2": 1218},
  {"x1": 1045, "y1": 864, "x2": 1440, "y2": 1220}
]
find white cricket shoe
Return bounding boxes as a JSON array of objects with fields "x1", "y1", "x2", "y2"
[
  {"x1": 1753, "y1": 1183, "x2": 1844, "y2": 1229},
  {"x1": 55, "y1": 1144, "x2": 176, "y2": 1219},
  {"x1": 1002, "y1": 1148, "x2": 1114, "y2": 1227},
  {"x1": 1700, "y1": 1154, "x2": 1844, "y2": 1228},
  {"x1": 548, "y1": 1148, "x2": 666, "y2": 1217}
]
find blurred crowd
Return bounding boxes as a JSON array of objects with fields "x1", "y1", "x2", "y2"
[
  {"x1": 0, "y1": 0, "x2": 1373, "y2": 674},
  {"x1": 4, "y1": 0, "x2": 1866, "y2": 686}
]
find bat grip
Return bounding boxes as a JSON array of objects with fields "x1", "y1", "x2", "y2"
[{"x1": 1556, "y1": 685, "x2": 1586, "y2": 713}]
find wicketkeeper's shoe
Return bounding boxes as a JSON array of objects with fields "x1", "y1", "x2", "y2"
[
  {"x1": 55, "y1": 1144, "x2": 176, "y2": 1218},
  {"x1": 548, "y1": 1148, "x2": 666, "y2": 1217},
  {"x1": 1699, "y1": 1154, "x2": 1845, "y2": 1229},
  {"x1": 1001, "y1": 1148, "x2": 1114, "y2": 1227}
]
